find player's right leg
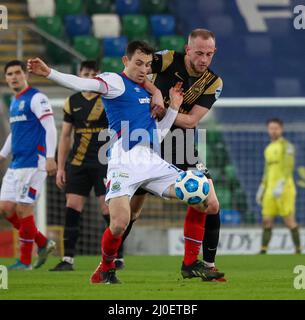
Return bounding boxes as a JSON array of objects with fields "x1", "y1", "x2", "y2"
[
  {"x1": 260, "y1": 217, "x2": 274, "y2": 254},
  {"x1": 260, "y1": 193, "x2": 277, "y2": 254},
  {"x1": 91, "y1": 195, "x2": 131, "y2": 284}
]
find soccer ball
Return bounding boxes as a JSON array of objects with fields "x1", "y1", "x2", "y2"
[{"x1": 175, "y1": 170, "x2": 210, "y2": 205}]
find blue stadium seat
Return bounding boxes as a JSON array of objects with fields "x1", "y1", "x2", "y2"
[
  {"x1": 150, "y1": 15, "x2": 176, "y2": 38},
  {"x1": 115, "y1": 0, "x2": 139, "y2": 15},
  {"x1": 220, "y1": 210, "x2": 241, "y2": 225},
  {"x1": 266, "y1": 19, "x2": 293, "y2": 37},
  {"x1": 64, "y1": 14, "x2": 91, "y2": 38},
  {"x1": 206, "y1": 15, "x2": 234, "y2": 37},
  {"x1": 274, "y1": 78, "x2": 302, "y2": 97},
  {"x1": 245, "y1": 36, "x2": 272, "y2": 57},
  {"x1": 197, "y1": 0, "x2": 225, "y2": 14},
  {"x1": 102, "y1": 36, "x2": 128, "y2": 57}
]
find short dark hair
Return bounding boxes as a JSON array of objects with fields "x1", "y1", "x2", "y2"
[
  {"x1": 80, "y1": 60, "x2": 99, "y2": 72},
  {"x1": 267, "y1": 118, "x2": 284, "y2": 127},
  {"x1": 4, "y1": 60, "x2": 26, "y2": 74},
  {"x1": 125, "y1": 41, "x2": 155, "y2": 59}
]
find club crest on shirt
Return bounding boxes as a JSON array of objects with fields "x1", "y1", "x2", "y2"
[
  {"x1": 192, "y1": 83, "x2": 203, "y2": 94},
  {"x1": 18, "y1": 100, "x2": 25, "y2": 111}
]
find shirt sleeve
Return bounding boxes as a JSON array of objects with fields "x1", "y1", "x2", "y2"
[
  {"x1": 156, "y1": 107, "x2": 178, "y2": 142},
  {"x1": 47, "y1": 69, "x2": 108, "y2": 94},
  {"x1": 30, "y1": 92, "x2": 54, "y2": 120},
  {"x1": 194, "y1": 77, "x2": 223, "y2": 109},
  {"x1": 40, "y1": 116, "x2": 57, "y2": 158},
  {"x1": 63, "y1": 97, "x2": 73, "y2": 123},
  {"x1": 94, "y1": 72, "x2": 125, "y2": 99},
  {"x1": 151, "y1": 50, "x2": 175, "y2": 74},
  {"x1": 282, "y1": 141, "x2": 295, "y2": 179}
]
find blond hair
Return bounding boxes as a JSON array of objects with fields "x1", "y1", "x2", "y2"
[{"x1": 188, "y1": 28, "x2": 215, "y2": 44}]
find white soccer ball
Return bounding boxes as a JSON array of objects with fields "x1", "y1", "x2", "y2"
[{"x1": 175, "y1": 170, "x2": 210, "y2": 205}]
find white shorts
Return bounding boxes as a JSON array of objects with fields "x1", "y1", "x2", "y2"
[
  {"x1": 105, "y1": 144, "x2": 182, "y2": 203},
  {"x1": 0, "y1": 168, "x2": 47, "y2": 204}
]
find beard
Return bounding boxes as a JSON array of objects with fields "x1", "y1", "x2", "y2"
[{"x1": 190, "y1": 60, "x2": 206, "y2": 75}]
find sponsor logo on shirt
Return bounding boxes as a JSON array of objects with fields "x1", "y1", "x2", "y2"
[
  {"x1": 138, "y1": 97, "x2": 151, "y2": 104},
  {"x1": 9, "y1": 114, "x2": 27, "y2": 123}
]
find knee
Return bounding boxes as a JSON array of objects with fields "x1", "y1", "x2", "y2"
[
  {"x1": 263, "y1": 220, "x2": 272, "y2": 229},
  {"x1": 206, "y1": 198, "x2": 220, "y2": 214},
  {"x1": 66, "y1": 201, "x2": 83, "y2": 212},
  {"x1": 0, "y1": 202, "x2": 15, "y2": 217},
  {"x1": 285, "y1": 221, "x2": 297, "y2": 229},
  {"x1": 110, "y1": 217, "x2": 129, "y2": 236}
]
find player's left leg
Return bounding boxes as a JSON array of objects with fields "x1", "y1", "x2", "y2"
[
  {"x1": 142, "y1": 159, "x2": 224, "y2": 282},
  {"x1": 280, "y1": 187, "x2": 301, "y2": 254},
  {"x1": 200, "y1": 179, "x2": 223, "y2": 272},
  {"x1": 283, "y1": 215, "x2": 301, "y2": 254}
]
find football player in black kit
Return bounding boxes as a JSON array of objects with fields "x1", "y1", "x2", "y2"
[{"x1": 127, "y1": 29, "x2": 226, "y2": 281}]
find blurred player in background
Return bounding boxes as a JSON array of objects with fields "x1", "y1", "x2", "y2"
[
  {"x1": 256, "y1": 118, "x2": 301, "y2": 254},
  {"x1": 50, "y1": 61, "x2": 126, "y2": 271},
  {"x1": 28, "y1": 40, "x2": 224, "y2": 284},
  {"x1": 0, "y1": 60, "x2": 56, "y2": 270},
  {"x1": 130, "y1": 28, "x2": 225, "y2": 280}
]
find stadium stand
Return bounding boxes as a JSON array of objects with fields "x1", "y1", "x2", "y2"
[
  {"x1": 115, "y1": 0, "x2": 140, "y2": 15},
  {"x1": 91, "y1": 14, "x2": 121, "y2": 38},
  {"x1": 27, "y1": 0, "x2": 55, "y2": 18}
]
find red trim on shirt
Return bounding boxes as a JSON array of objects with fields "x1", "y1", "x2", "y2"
[
  {"x1": 37, "y1": 144, "x2": 45, "y2": 152},
  {"x1": 15, "y1": 86, "x2": 31, "y2": 99},
  {"x1": 121, "y1": 72, "x2": 145, "y2": 88},
  {"x1": 39, "y1": 113, "x2": 53, "y2": 120},
  {"x1": 93, "y1": 76, "x2": 109, "y2": 92}
]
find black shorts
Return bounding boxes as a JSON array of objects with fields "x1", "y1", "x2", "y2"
[
  {"x1": 134, "y1": 162, "x2": 212, "y2": 196},
  {"x1": 65, "y1": 164, "x2": 107, "y2": 197}
]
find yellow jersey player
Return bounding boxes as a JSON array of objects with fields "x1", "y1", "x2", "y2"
[{"x1": 256, "y1": 118, "x2": 301, "y2": 254}]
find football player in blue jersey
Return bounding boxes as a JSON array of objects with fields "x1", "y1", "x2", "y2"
[
  {"x1": 0, "y1": 60, "x2": 57, "y2": 270},
  {"x1": 28, "y1": 41, "x2": 224, "y2": 284}
]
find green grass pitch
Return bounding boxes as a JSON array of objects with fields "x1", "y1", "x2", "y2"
[{"x1": 0, "y1": 255, "x2": 304, "y2": 300}]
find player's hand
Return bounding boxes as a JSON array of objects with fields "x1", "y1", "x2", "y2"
[
  {"x1": 151, "y1": 104, "x2": 166, "y2": 120},
  {"x1": 151, "y1": 89, "x2": 165, "y2": 119},
  {"x1": 46, "y1": 158, "x2": 57, "y2": 176},
  {"x1": 272, "y1": 179, "x2": 285, "y2": 198},
  {"x1": 27, "y1": 58, "x2": 51, "y2": 77},
  {"x1": 56, "y1": 169, "x2": 66, "y2": 190},
  {"x1": 169, "y1": 82, "x2": 184, "y2": 111},
  {"x1": 255, "y1": 184, "x2": 265, "y2": 205}
]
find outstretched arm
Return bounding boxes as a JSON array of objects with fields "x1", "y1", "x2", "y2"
[
  {"x1": 27, "y1": 58, "x2": 108, "y2": 94},
  {"x1": 0, "y1": 133, "x2": 12, "y2": 163}
]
